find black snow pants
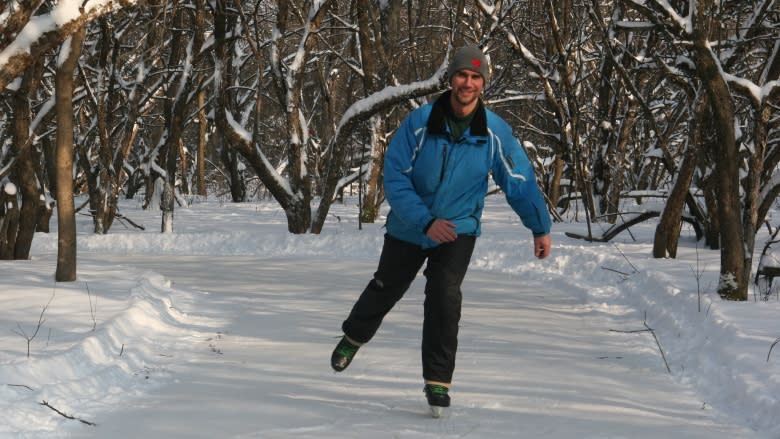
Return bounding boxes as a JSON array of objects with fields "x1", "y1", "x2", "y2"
[{"x1": 341, "y1": 234, "x2": 476, "y2": 383}]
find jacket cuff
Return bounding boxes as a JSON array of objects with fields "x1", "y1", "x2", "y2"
[{"x1": 423, "y1": 218, "x2": 437, "y2": 234}]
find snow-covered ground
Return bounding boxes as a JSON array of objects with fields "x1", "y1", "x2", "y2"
[{"x1": 1, "y1": 195, "x2": 778, "y2": 438}]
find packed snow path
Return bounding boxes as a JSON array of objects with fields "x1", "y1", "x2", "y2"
[{"x1": 65, "y1": 255, "x2": 757, "y2": 439}]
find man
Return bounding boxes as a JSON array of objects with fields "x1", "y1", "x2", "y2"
[{"x1": 331, "y1": 45, "x2": 552, "y2": 417}]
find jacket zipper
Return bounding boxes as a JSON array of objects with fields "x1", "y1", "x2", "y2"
[
  {"x1": 439, "y1": 136, "x2": 468, "y2": 183},
  {"x1": 439, "y1": 143, "x2": 448, "y2": 183}
]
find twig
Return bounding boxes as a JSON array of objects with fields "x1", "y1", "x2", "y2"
[
  {"x1": 13, "y1": 291, "x2": 55, "y2": 358},
  {"x1": 601, "y1": 266, "x2": 633, "y2": 276},
  {"x1": 40, "y1": 401, "x2": 96, "y2": 426},
  {"x1": 85, "y1": 282, "x2": 97, "y2": 331},
  {"x1": 609, "y1": 328, "x2": 651, "y2": 334},
  {"x1": 114, "y1": 213, "x2": 145, "y2": 230},
  {"x1": 612, "y1": 243, "x2": 640, "y2": 274},
  {"x1": 610, "y1": 312, "x2": 671, "y2": 373},
  {"x1": 689, "y1": 243, "x2": 705, "y2": 312},
  {"x1": 644, "y1": 319, "x2": 672, "y2": 373},
  {"x1": 768, "y1": 337, "x2": 780, "y2": 362},
  {"x1": 7, "y1": 384, "x2": 34, "y2": 391}
]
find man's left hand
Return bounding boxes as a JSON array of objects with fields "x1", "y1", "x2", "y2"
[{"x1": 534, "y1": 234, "x2": 552, "y2": 259}]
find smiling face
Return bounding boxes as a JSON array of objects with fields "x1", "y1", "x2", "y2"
[{"x1": 449, "y1": 69, "x2": 485, "y2": 117}]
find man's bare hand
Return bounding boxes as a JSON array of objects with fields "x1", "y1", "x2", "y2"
[
  {"x1": 534, "y1": 234, "x2": 552, "y2": 259},
  {"x1": 426, "y1": 219, "x2": 458, "y2": 244}
]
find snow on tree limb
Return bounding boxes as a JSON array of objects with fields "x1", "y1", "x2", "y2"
[
  {"x1": 622, "y1": 0, "x2": 690, "y2": 35},
  {"x1": 335, "y1": 67, "x2": 446, "y2": 136},
  {"x1": 0, "y1": 0, "x2": 138, "y2": 91}
]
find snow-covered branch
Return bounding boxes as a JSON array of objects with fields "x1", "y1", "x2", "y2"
[
  {"x1": 335, "y1": 70, "x2": 446, "y2": 136},
  {"x1": 0, "y1": 0, "x2": 138, "y2": 91}
]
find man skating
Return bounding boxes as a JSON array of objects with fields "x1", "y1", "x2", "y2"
[{"x1": 331, "y1": 45, "x2": 553, "y2": 417}]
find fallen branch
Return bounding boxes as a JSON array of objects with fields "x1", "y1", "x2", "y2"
[
  {"x1": 601, "y1": 266, "x2": 634, "y2": 276},
  {"x1": 565, "y1": 210, "x2": 702, "y2": 242},
  {"x1": 609, "y1": 328, "x2": 650, "y2": 334},
  {"x1": 644, "y1": 320, "x2": 672, "y2": 373},
  {"x1": 610, "y1": 312, "x2": 671, "y2": 373},
  {"x1": 768, "y1": 337, "x2": 780, "y2": 362},
  {"x1": 115, "y1": 213, "x2": 145, "y2": 230},
  {"x1": 40, "y1": 401, "x2": 96, "y2": 426},
  {"x1": 7, "y1": 384, "x2": 34, "y2": 391}
]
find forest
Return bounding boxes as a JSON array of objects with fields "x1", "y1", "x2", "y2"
[{"x1": 0, "y1": 0, "x2": 778, "y2": 300}]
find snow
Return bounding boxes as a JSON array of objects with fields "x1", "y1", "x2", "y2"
[
  {"x1": 655, "y1": 0, "x2": 692, "y2": 34},
  {"x1": 2, "y1": 195, "x2": 778, "y2": 438},
  {"x1": 335, "y1": 71, "x2": 446, "y2": 134},
  {"x1": 3, "y1": 182, "x2": 17, "y2": 196},
  {"x1": 0, "y1": 0, "x2": 129, "y2": 76},
  {"x1": 614, "y1": 20, "x2": 655, "y2": 30},
  {"x1": 226, "y1": 111, "x2": 252, "y2": 143}
]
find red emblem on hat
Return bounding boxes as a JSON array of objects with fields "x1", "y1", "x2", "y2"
[{"x1": 471, "y1": 59, "x2": 481, "y2": 68}]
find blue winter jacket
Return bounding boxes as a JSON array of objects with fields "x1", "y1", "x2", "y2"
[{"x1": 384, "y1": 91, "x2": 552, "y2": 248}]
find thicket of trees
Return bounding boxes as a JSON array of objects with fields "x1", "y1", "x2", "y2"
[{"x1": 0, "y1": 0, "x2": 778, "y2": 299}]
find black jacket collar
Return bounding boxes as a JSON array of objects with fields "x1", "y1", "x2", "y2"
[{"x1": 427, "y1": 90, "x2": 488, "y2": 137}]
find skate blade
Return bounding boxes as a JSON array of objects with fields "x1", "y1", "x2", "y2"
[{"x1": 430, "y1": 406, "x2": 445, "y2": 418}]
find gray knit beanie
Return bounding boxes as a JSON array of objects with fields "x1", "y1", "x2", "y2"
[{"x1": 447, "y1": 45, "x2": 490, "y2": 83}]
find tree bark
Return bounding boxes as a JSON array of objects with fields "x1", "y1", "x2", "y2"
[
  {"x1": 652, "y1": 92, "x2": 706, "y2": 258},
  {"x1": 691, "y1": 36, "x2": 745, "y2": 300},
  {"x1": 54, "y1": 27, "x2": 86, "y2": 282},
  {"x1": 196, "y1": 89, "x2": 208, "y2": 196},
  {"x1": 0, "y1": 184, "x2": 20, "y2": 260},
  {"x1": 652, "y1": 141, "x2": 698, "y2": 258},
  {"x1": 159, "y1": 1, "x2": 205, "y2": 232},
  {"x1": 10, "y1": 58, "x2": 46, "y2": 259}
]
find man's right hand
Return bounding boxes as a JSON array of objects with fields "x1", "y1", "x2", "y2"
[{"x1": 426, "y1": 219, "x2": 458, "y2": 244}]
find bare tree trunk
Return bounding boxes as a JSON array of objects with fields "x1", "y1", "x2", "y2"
[
  {"x1": 756, "y1": 104, "x2": 780, "y2": 231},
  {"x1": 159, "y1": 1, "x2": 205, "y2": 232},
  {"x1": 196, "y1": 89, "x2": 208, "y2": 196},
  {"x1": 178, "y1": 138, "x2": 190, "y2": 196},
  {"x1": 0, "y1": 185, "x2": 20, "y2": 260},
  {"x1": 270, "y1": 1, "x2": 322, "y2": 233},
  {"x1": 652, "y1": 134, "x2": 699, "y2": 258},
  {"x1": 603, "y1": 100, "x2": 638, "y2": 222},
  {"x1": 360, "y1": 116, "x2": 386, "y2": 223},
  {"x1": 652, "y1": 91, "x2": 707, "y2": 258},
  {"x1": 88, "y1": 17, "x2": 117, "y2": 235},
  {"x1": 159, "y1": 7, "x2": 186, "y2": 233},
  {"x1": 743, "y1": 103, "x2": 772, "y2": 294},
  {"x1": 691, "y1": 35, "x2": 745, "y2": 300},
  {"x1": 356, "y1": 0, "x2": 384, "y2": 224},
  {"x1": 221, "y1": 146, "x2": 246, "y2": 202},
  {"x1": 55, "y1": 27, "x2": 86, "y2": 282},
  {"x1": 10, "y1": 59, "x2": 46, "y2": 259},
  {"x1": 548, "y1": 154, "x2": 565, "y2": 210},
  {"x1": 699, "y1": 166, "x2": 720, "y2": 249}
]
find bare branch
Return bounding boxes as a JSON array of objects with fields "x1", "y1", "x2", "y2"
[
  {"x1": 768, "y1": 337, "x2": 780, "y2": 362},
  {"x1": 12, "y1": 290, "x2": 55, "y2": 358},
  {"x1": 40, "y1": 400, "x2": 96, "y2": 426}
]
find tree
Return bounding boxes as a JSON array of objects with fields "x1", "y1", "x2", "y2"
[
  {"x1": 623, "y1": 0, "x2": 780, "y2": 300},
  {"x1": 1, "y1": 0, "x2": 777, "y2": 301},
  {"x1": 213, "y1": 0, "x2": 450, "y2": 234},
  {"x1": 54, "y1": 27, "x2": 87, "y2": 282},
  {"x1": 76, "y1": 12, "x2": 151, "y2": 234},
  {"x1": 7, "y1": 57, "x2": 49, "y2": 259},
  {"x1": 157, "y1": 0, "x2": 207, "y2": 233},
  {"x1": 476, "y1": 0, "x2": 595, "y2": 226}
]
